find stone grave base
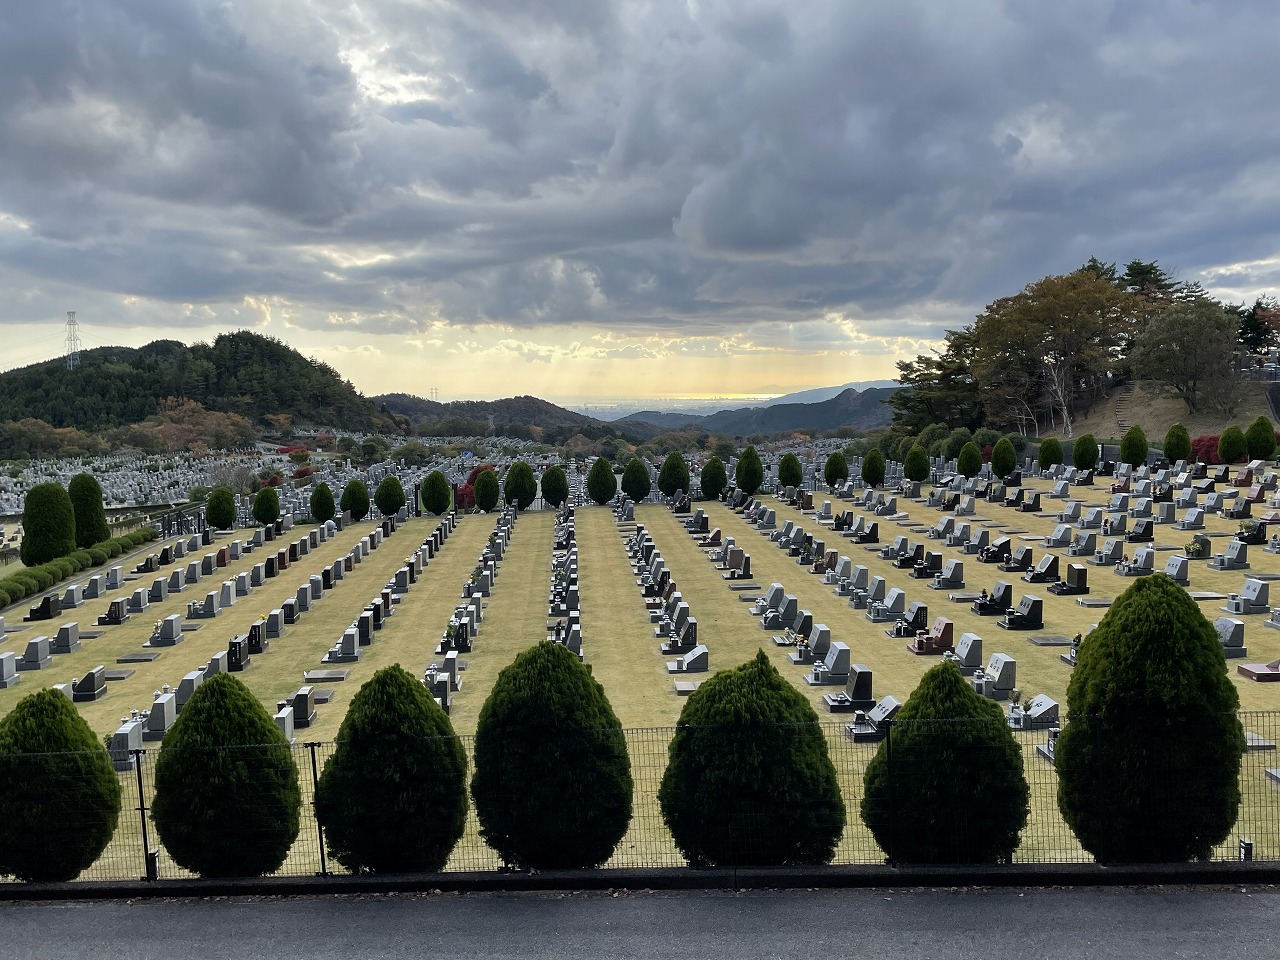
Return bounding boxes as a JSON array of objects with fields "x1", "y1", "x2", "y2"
[
  {"x1": 304, "y1": 669, "x2": 351, "y2": 683},
  {"x1": 1246, "y1": 731, "x2": 1276, "y2": 751},
  {"x1": 1035, "y1": 744, "x2": 1056, "y2": 765},
  {"x1": 728, "y1": 583, "x2": 759, "y2": 591},
  {"x1": 180, "y1": 623, "x2": 203, "y2": 632},
  {"x1": 314, "y1": 689, "x2": 336, "y2": 704},
  {"x1": 117, "y1": 651, "x2": 162, "y2": 663},
  {"x1": 1239, "y1": 663, "x2": 1280, "y2": 682},
  {"x1": 673, "y1": 680, "x2": 704, "y2": 696},
  {"x1": 1077, "y1": 597, "x2": 1113, "y2": 607},
  {"x1": 104, "y1": 670, "x2": 135, "y2": 682},
  {"x1": 1188, "y1": 592, "x2": 1227, "y2": 601},
  {"x1": 1028, "y1": 635, "x2": 1073, "y2": 646}
]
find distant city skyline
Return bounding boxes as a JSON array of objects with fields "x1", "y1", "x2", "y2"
[{"x1": 0, "y1": 2, "x2": 1277, "y2": 402}]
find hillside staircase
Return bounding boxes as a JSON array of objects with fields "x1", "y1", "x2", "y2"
[{"x1": 1114, "y1": 383, "x2": 1136, "y2": 434}]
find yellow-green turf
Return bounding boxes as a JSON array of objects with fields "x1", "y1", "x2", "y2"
[{"x1": 9, "y1": 469, "x2": 1280, "y2": 876}]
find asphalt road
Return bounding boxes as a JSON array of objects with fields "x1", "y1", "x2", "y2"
[{"x1": 1, "y1": 887, "x2": 1276, "y2": 959}]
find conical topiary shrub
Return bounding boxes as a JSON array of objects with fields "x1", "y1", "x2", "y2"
[
  {"x1": 1164, "y1": 422, "x2": 1192, "y2": 464},
  {"x1": 956, "y1": 441, "x2": 982, "y2": 479},
  {"x1": 701, "y1": 456, "x2": 727, "y2": 500},
  {"x1": 991, "y1": 437, "x2": 1016, "y2": 479},
  {"x1": 340, "y1": 478, "x2": 370, "y2": 521},
  {"x1": 658, "y1": 452, "x2": 691, "y2": 498},
  {"x1": 20, "y1": 482, "x2": 76, "y2": 566},
  {"x1": 473, "y1": 469, "x2": 500, "y2": 512},
  {"x1": 903, "y1": 444, "x2": 929, "y2": 483},
  {"x1": 1245, "y1": 416, "x2": 1276, "y2": 462},
  {"x1": 1218, "y1": 425, "x2": 1248, "y2": 465},
  {"x1": 1037, "y1": 437, "x2": 1064, "y2": 471},
  {"x1": 0, "y1": 689, "x2": 122, "y2": 882},
  {"x1": 862, "y1": 449, "x2": 886, "y2": 488},
  {"x1": 252, "y1": 486, "x2": 280, "y2": 526},
  {"x1": 586, "y1": 457, "x2": 617, "y2": 505},
  {"x1": 1119, "y1": 425, "x2": 1147, "y2": 468},
  {"x1": 503, "y1": 461, "x2": 537, "y2": 510},
  {"x1": 824, "y1": 451, "x2": 849, "y2": 489},
  {"x1": 621, "y1": 457, "x2": 651, "y2": 502},
  {"x1": 540, "y1": 465, "x2": 569, "y2": 508},
  {"x1": 422, "y1": 471, "x2": 451, "y2": 516},
  {"x1": 315, "y1": 665, "x2": 468, "y2": 874},
  {"x1": 207, "y1": 485, "x2": 237, "y2": 529},
  {"x1": 658, "y1": 651, "x2": 845, "y2": 867},
  {"x1": 68, "y1": 472, "x2": 110, "y2": 549},
  {"x1": 309, "y1": 482, "x2": 336, "y2": 523},
  {"x1": 151, "y1": 673, "x2": 301, "y2": 878},
  {"x1": 1072, "y1": 434, "x2": 1099, "y2": 470},
  {"x1": 1056, "y1": 574, "x2": 1245, "y2": 863},
  {"x1": 737, "y1": 445, "x2": 764, "y2": 496},
  {"x1": 776, "y1": 453, "x2": 803, "y2": 491},
  {"x1": 861, "y1": 661, "x2": 1028, "y2": 864},
  {"x1": 374, "y1": 476, "x2": 406, "y2": 517},
  {"x1": 471, "y1": 643, "x2": 632, "y2": 869}
]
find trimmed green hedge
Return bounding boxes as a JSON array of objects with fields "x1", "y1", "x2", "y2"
[{"x1": 0, "y1": 527, "x2": 158, "y2": 609}]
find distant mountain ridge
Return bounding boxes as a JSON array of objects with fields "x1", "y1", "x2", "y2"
[
  {"x1": 761, "y1": 380, "x2": 898, "y2": 406},
  {"x1": 616, "y1": 386, "x2": 896, "y2": 435}
]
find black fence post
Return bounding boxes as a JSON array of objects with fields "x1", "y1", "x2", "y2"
[
  {"x1": 307, "y1": 742, "x2": 329, "y2": 877},
  {"x1": 132, "y1": 749, "x2": 158, "y2": 881},
  {"x1": 884, "y1": 718, "x2": 895, "y2": 865}
]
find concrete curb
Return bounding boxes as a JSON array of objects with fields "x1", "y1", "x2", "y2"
[{"x1": 3, "y1": 861, "x2": 1278, "y2": 901}]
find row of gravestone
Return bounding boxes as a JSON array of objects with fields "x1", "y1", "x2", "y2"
[
  {"x1": 547, "y1": 506, "x2": 582, "y2": 661},
  {"x1": 623, "y1": 512, "x2": 704, "y2": 693},
  {"x1": 426, "y1": 509, "x2": 514, "y2": 713},
  {"x1": 105, "y1": 515, "x2": 411, "y2": 764},
  {"x1": 727, "y1": 488, "x2": 1062, "y2": 735}
]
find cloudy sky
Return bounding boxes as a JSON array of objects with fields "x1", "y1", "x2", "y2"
[{"x1": 0, "y1": 0, "x2": 1277, "y2": 403}]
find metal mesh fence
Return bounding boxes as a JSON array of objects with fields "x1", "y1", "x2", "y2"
[{"x1": 2, "y1": 712, "x2": 1279, "y2": 884}]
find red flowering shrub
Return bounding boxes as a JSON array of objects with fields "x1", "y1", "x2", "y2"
[
  {"x1": 1190, "y1": 434, "x2": 1220, "y2": 465},
  {"x1": 457, "y1": 484, "x2": 476, "y2": 509},
  {"x1": 464, "y1": 464, "x2": 495, "y2": 486}
]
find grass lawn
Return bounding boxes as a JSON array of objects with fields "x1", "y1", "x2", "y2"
[{"x1": 10, "y1": 468, "x2": 1280, "y2": 878}]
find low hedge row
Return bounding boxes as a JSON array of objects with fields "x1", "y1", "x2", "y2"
[{"x1": 0, "y1": 527, "x2": 158, "y2": 610}]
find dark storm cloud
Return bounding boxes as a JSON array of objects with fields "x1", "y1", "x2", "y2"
[{"x1": 0, "y1": 0, "x2": 1277, "y2": 340}]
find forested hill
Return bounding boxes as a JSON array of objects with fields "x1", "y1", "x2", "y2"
[
  {"x1": 374, "y1": 393, "x2": 605, "y2": 435},
  {"x1": 0, "y1": 331, "x2": 386, "y2": 431}
]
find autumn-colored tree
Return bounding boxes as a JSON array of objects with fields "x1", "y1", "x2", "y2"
[{"x1": 972, "y1": 271, "x2": 1140, "y2": 437}]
